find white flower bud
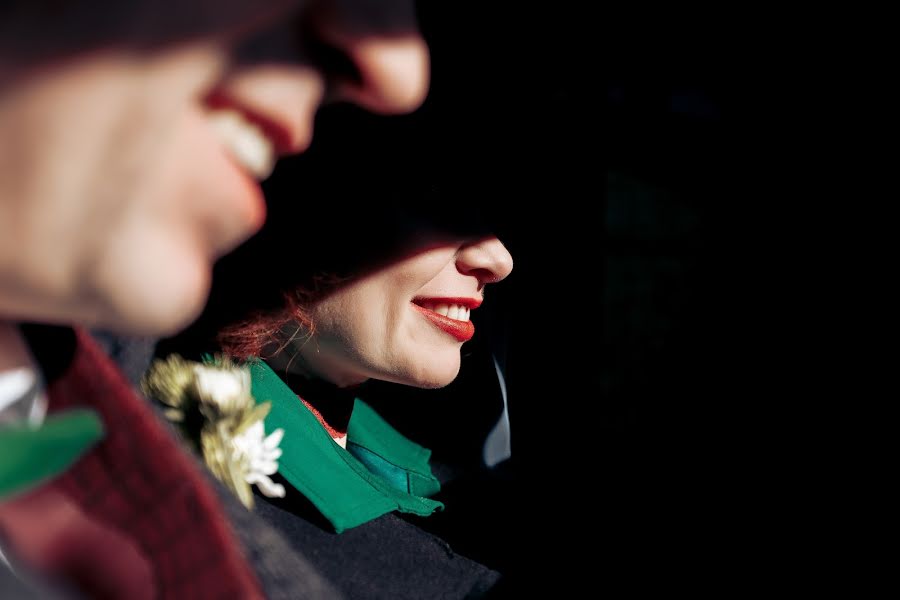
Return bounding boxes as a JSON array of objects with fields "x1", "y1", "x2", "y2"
[{"x1": 193, "y1": 365, "x2": 251, "y2": 412}]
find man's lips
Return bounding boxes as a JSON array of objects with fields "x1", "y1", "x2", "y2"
[
  {"x1": 411, "y1": 297, "x2": 481, "y2": 343},
  {"x1": 207, "y1": 108, "x2": 277, "y2": 180}
]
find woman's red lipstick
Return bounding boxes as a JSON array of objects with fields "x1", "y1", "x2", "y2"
[{"x1": 411, "y1": 297, "x2": 481, "y2": 342}]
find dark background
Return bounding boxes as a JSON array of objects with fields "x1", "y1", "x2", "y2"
[{"x1": 415, "y1": 4, "x2": 766, "y2": 593}]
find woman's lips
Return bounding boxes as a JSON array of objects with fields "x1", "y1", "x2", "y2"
[{"x1": 411, "y1": 297, "x2": 480, "y2": 342}]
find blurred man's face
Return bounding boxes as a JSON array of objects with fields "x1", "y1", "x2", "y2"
[{"x1": 0, "y1": 0, "x2": 428, "y2": 335}]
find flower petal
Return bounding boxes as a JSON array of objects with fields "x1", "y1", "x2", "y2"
[
  {"x1": 263, "y1": 428, "x2": 284, "y2": 451},
  {"x1": 252, "y1": 460, "x2": 279, "y2": 475},
  {"x1": 250, "y1": 473, "x2": 286, "y2": 498}
]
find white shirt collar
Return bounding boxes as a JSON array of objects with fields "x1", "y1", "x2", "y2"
[
  {"x1": 0, "y1": 366, "x2": 46, "y2": 427},
  {"x1": 0, "y1": 322, "x2": 47, "y2": 427}
]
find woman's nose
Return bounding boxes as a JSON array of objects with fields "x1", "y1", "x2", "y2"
[{"x1": 456, "y1": 237, "x2": 514, "y2": 285}]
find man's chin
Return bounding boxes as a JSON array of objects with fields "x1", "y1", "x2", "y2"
[
  {"x1": 96, "y1": 271, "x2": 211, "y2": 337},
  {"x1": 93, "y1": 296, "x2": 199, "y2": 337},
  {"x1": 89, "y1": 237, "x2": 214, "y2": 337}
]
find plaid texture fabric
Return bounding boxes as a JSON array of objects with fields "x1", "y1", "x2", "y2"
[{"x1": 41, "y1": 329, "x2": 264, "y2": 599}]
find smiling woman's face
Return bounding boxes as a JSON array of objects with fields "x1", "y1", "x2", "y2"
[{"x1": 284, "y1": 237, "x2": 513, "y2": 388}]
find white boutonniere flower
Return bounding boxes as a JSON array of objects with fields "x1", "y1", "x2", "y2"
[{"x1": 142, "y1": 356, "x2": 285, "y2": 509}]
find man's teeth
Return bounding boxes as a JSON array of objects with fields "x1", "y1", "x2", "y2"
[
  {"x1": 208, "y1": 109, "x2": 275, "y2": 180},
  {"x1": 428, "y1": 303, "x2": 470, "y2": 322}
]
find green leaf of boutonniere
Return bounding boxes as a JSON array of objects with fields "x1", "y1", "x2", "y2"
[{"x1": 0, "y1": 409, "x2": 105, "y2": 499}]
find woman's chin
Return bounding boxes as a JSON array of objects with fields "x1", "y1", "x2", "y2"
[{"x1": 402, "y1": 357, "x2": 462, "y2": 389}]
